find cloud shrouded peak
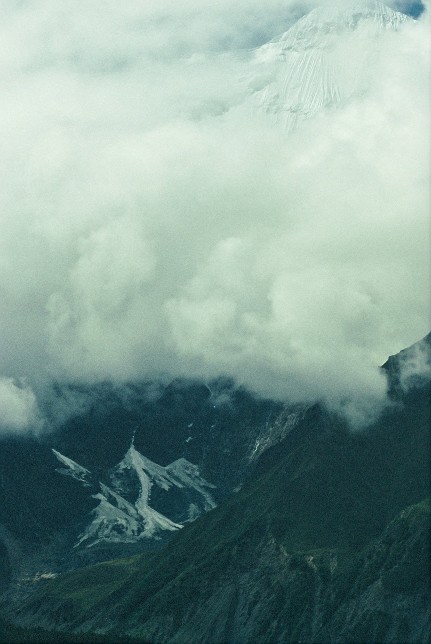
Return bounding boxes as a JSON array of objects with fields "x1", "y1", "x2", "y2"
[
  {"x1": 0, "y1": 0, "x2": 429, "y2": 428},
  {"x1": 247, "y1": 0, "x2": 411, "y2": 132}
]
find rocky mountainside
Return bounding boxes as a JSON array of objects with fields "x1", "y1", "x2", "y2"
[
  {"x1": 0, "y1": 379, "x2": 291, "y2": 601},
  {"x1": 6, "y1": 334, "x2": 430, "y2": 642}
]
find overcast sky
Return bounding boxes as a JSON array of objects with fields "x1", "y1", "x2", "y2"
[{"x1": 0, "y1": 0, "x2": 429, "y2": 432}]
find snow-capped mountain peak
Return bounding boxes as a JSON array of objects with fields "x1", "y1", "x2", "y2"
[
  {"x1": 283, "y1": 1, "x2": 410, "y2": 39},
  {"x1": 110, "y1": 442, "x2": 216, "y2": 522},
  {"x1": 248, "y1": 1, "x2": 411, "y2": 131}
]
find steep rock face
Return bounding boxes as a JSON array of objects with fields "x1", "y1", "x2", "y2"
[
  {"x1": 109, "y1": 445, "x2": 216, "y2": 527},
  {"x1": 248, "y1": 1, "x2": 411, "y2": 131}
]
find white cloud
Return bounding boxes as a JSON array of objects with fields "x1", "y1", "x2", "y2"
[
  {"x1": 398, "y1": 335, "x2": 431, "y2": 390},
  {"x1": 0, "y1": 378, "x2": 41, "y2": 433},
  {"x1": 0, "y1": 1, "x2": 429, "y2": 425}
]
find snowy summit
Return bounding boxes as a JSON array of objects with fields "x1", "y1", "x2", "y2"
[{"x1": 249, "y1": 0, "x2": 411, "y2": 131}]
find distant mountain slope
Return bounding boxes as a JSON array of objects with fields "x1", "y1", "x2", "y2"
[{"x1": 9, "y1": 335, "x2": 430, "y2": 642}]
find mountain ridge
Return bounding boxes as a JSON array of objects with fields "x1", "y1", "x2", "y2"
[{"x1": 6, "y1": 334, "x2": 430, "y2": 642}]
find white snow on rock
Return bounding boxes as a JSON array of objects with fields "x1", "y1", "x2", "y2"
[
  {"x1": 51, "y1": 449, "x2": 92, "y2": 486},
  {"x1": 111, "y1": 443, "x2": 216, "y2": 513},
  {"x1": 249, "y1": 405, "x2": 309, "y2": 462},
  {"x1": 246, "y1": 1, "x2": 411, "y2": 132},
  {"x1": 53, "y1": 441, "x2": 216, "y2": 548},
  {"x1": 166, "y1": 458, "x2": 217, "y2": 510},
  {"x1": 75, "y1": 482, "x2": 181, "y2": 548}
]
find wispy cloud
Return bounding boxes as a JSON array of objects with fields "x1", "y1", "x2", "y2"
[{"x1": 0, "y1": 378, "x2": 42, "y2": 434}]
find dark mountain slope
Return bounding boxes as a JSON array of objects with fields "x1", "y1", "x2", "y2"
[{"x1": 10, "y1": 354, "x2": 430, "y2": 642}]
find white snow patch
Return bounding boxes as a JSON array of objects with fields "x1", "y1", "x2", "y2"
[
  {"x1": 250, "y1": 405, "x2": 309, "y2": 461},
  {"x1": 75, "y1": 480, "x2": 181, "y2": 548},
  {"x1": 165, "y1": 457, "x2": 216, "y2": 512},
  {"x1": 51, "y1": 448, "x2": 92, "y2": 486}
]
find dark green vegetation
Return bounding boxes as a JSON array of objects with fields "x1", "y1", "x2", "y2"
[{"x1": 8, "y1": 337, "x2": 430, "y2": 643}]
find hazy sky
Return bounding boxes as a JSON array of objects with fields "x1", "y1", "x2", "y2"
[{"x1": 0, "y1": 0, "x2": 429, "y2": 432}]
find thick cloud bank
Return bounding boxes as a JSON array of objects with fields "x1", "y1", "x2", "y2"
[{"x1": 0, "y1": 0, "x2": 429, "y2": 427}]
